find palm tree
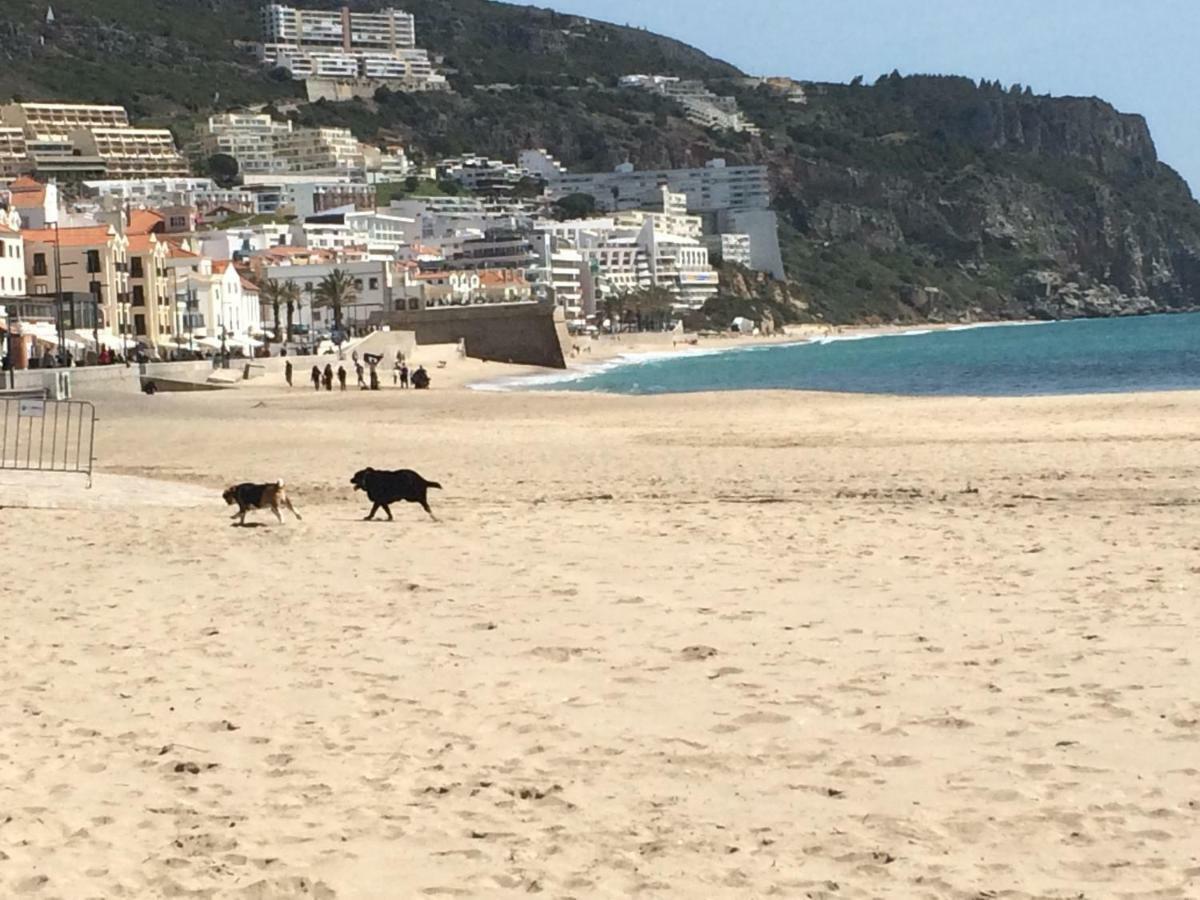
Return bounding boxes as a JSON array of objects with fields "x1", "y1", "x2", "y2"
[
  {"x1": 279, "y1": 280, "x2": 300, "y2": 343},
  {"x1": 259, "y1": 278, "x2": 285, "y2": 343},
  {"x1": 313, "y1": 269, "x2": 357, "y2": 337}
]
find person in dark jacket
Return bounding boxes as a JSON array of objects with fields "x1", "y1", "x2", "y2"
[
  {"x1": 322, "y1": 363, "x2": 334, "y2": 391},
  {"x1": 337, "y1": 365, "x2": 347, "y2": 391},
  {"x1": 285, "y1": 360, "x2": 293, "y2": 387},
  {"x1": 310, "y1": 365, "x2": 321, "y2": 390}
]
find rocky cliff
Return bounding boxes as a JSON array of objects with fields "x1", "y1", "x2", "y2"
[{"x1": 756, "y1": 76, "x2": 1200, "y2": 322}]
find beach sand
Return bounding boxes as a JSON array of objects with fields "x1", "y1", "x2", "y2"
[{"x1": 2, "y1": 374, "x2": 1198, "y2": 898}]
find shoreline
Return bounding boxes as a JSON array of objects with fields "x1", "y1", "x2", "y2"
[{"x1": 466, "y1": 318, "x2": 1050, "y2": 394}]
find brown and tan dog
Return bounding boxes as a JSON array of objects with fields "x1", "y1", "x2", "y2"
[{"x1": 222, "y1": 481, "x2": 302, "y2": 525}]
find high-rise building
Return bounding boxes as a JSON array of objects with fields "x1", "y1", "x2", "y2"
[{"x1": 259, "y1": 5, "x2": 445, "y2": 90}]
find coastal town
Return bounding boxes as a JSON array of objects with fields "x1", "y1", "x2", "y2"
[{"x1": 0, "y1": 5, "x2": 786, "y2": 378}]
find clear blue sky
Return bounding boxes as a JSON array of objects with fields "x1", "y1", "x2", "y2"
[{"x1": 531, "y1": 0, "x2": 1200, "y2": 193}]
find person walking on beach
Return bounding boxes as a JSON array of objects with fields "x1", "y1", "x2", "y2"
[
  {"x1": 399, "y1": 362, "x2": 409, "y2": 389},
  {"x1": 355, "y1": 362, "x2": 365, "y2": 389},
  {"x1": 310, "y1": 365, "x2": 320, "y2": 390},
  {"x1": 337, "y1": 365, "x2": 347, "y2": 391},
  {"x1": 322, "y1": 363, "x2": 334, "y2": 391},
  {"x1": 285, "y1": 360, "x2": 293, "y2": 387}
]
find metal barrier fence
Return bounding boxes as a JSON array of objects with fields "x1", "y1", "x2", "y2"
[{"x1": 0, "y1": 396, "x2": 96, "y2": 487}]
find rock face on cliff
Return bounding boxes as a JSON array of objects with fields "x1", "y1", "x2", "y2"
[{"x1": 755, "y1": 76, "x2": 1200, "y2": 322}]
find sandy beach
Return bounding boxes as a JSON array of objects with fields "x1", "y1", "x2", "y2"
[{"x1": 2, "y1": 364, "x2": 1198, "y2": 898}]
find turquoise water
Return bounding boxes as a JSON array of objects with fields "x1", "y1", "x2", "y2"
[{"x1": 495, "y1": 313, "x2": 1200, "y2": 396}]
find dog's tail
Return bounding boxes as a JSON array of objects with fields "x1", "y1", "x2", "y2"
[{"x1": 425, "y1": 480, "x2": 442, "y2": 490}]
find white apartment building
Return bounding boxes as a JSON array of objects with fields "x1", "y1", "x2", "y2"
[
  {"x1": 437, "y1": 155, "x2": 525, "y2": 193},
  {"x1": 206, "y1": 114, "x2": 365, "y2": 178},
  {"x1": 240, "y1": 175, "x2": 376, "y2": 217},
  {"x1": 0, "y1": 215, "x2": 26, "y2": 298},
  {"x1": 263, "y1": 5, "x2": 416, "y2": 51},
  {"x1": 612, "y1": 185, "x2": 703, "y2": 238},
  {"x1": 205, "y1": 113, "x2": 293, "y2": 175},
  {"x1": 259, "y1": 5, "x2": 444, "y2": 90},
  {"x1": 344, "y1": 210, "x2": 419, "y2": 255},
  {"x1": 541, "y1": 217, "x2": 718, "y2": 309},
  {"x1": 0, "y1": 103, "x2": 188, "y2": 179},
  {"x1": 82, "y1": 178, "x2": 256, "y2": 216},
  {"x1": 275, "y1": 127, "x2": 364, "y2": 176},
  {"x1": 186, "y1": 260, "x2": 262, "y2": 340},
  {"x1": 620, "y1": 76, "x2": 760, "y2": 134},
  {"x1": 198, "y1": 223, "x2": 293, "y2": 261},
  {"x1": 261, "y1": 259, "x2": 392, "y2": 332},
  {"x1": 0, "y1": 127, "x2": 28, "y2": 178},
  {"x1": 528, "y1": 232, "x2": 585, "y2": 314},
  {"x1": 518, "y1": 148, "x2": 566, "y2": 180},
  {"x1": 703, "y1": 232, "x2": 752, "y2": 268},
  {"x1": 538, "y1": 155, "x2": 771, "y2": 213}
]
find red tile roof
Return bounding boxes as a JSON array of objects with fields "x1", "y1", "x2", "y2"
[
  {"x1": 7, "y1": 175, "x2": 47, "y2": 208},
  {"x1": 21, "y1": 225, "x2": 116, "y2": 247},
  {"x1": 127, "y1": 232, "x2": 159, "y2": 253},
  {"x1": 127, "y1": 209, "x2": 164, "y2": 234}
]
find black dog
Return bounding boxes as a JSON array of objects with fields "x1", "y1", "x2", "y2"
[{"x1": 351, "y1": 468, "x2": 442, "y2": 521}]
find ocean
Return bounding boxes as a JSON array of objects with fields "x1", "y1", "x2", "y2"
[{"x1": 480, "y1": 313, "x2": 1200, "y2": 396}]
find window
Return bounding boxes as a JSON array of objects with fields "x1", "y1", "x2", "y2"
[
  {"x1": 408, "y1": 298, "x2": 419, "y2": 310},
  {"x1": 130, "y1": 256, "x2": 144, "y2": 278},
  {"x1": 369, "y1": 277, "x2": 378, "y2": 290},
  {"x1": 132, "y1": 285, "x2": 145, "y2": 306},
  {"x1": 86, "y1": 250, "x2": 101, "y2": 273},
  {"x1": 354, "y1": 279, "x2": 363, "y2": 291},
  {"x1": 169, "y1": 216, "x2": 186, "y2": 229},
  {"x1": 33, "y1": 253, "x2": 47, "y2": 276},
  {"x1": 35, "y1": 284, "x2": 48, "y2": 295},
  {"x1": 134, "y1": 314, "x2": 147, "y2": 335}
]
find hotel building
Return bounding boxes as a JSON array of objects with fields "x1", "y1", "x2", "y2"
[
  {"x1": 259, "y1": 5, "x2": 445, "y2": 90},
  {"x1": 0, "y1": 103, "x2": 189, "y2": 180}
]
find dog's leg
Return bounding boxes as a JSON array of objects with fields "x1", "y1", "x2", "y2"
[
  {"x1": 230, "y1": 509, "x2": 242, "y2": 519},
  {"x1": 285, "y1": 498, "x2": 302, "y2": 521},
  {"x1": 383, "y1": 504, "x2": 393, "y2": 521},
  {"x1": 365, "y1": 503, "x2": 379, "y2": 521},
  {"x1": 420, "y1": 500, "x2": 437, "y2": 521},
  {"x1": 272, "y1": 503, "x2": 283, "y2": 524},
  {"x1": 238, "y1": 508, "x2": 247, "y2": 526}
]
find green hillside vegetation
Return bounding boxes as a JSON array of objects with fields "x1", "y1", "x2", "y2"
[{"x1": 2, "y1": 2, "x2": 1198, "y2": 322}]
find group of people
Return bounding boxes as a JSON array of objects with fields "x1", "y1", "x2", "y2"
[{"x1": 282, "y1": 348, "x2": 429, "y2": 392}]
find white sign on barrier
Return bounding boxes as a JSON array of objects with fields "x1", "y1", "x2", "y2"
[{"x1": 18, "y1": 399, "x2": 45, "y2": 418}]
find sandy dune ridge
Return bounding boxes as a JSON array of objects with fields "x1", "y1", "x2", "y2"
[{"x1": 1, "y1": 381, "x2": 1198, "y2": 898}]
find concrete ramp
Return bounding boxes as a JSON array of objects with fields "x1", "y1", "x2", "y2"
[{"x1": 344, "y1": 330, "x2": 417, "y2": 362}]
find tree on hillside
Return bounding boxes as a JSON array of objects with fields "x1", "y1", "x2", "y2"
[
  {"x1": 205, "y1": 153, "x2": 240, "y2": 189},
  {"x1": 552, "y1": 192, "x2": 597, "y2": 221},
  {"x1": 314, "y1": 269, "x2": 357, "y2": 337}
]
